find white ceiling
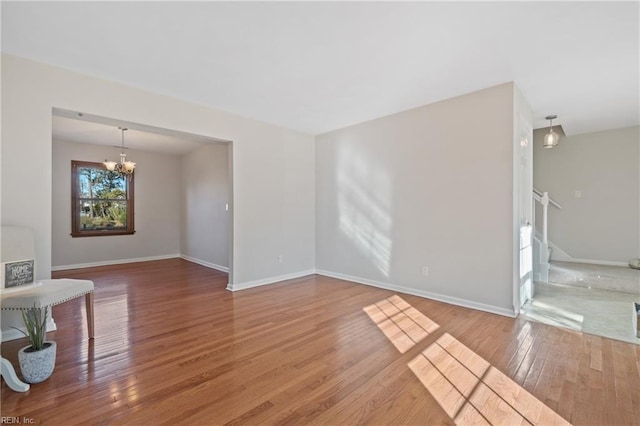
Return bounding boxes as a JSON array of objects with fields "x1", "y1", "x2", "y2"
[{"x1": 3, "y1": 2, "x2": 639, "y2": 136}]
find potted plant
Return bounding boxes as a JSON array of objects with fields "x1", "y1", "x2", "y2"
[{"x1": 12, "y1": 304, "x2": 56, "y2": 383}]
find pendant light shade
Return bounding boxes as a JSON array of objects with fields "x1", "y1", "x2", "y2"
[{"x1": 543, "y1": 115, "x2": 559, "y2": 149}]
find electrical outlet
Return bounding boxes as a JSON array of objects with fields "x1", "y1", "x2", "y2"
[
  {"x1": 278, "y1": 255, "x2": 284, "y2": 264},
  {"x1": 421, "y1": 266, "x2": 429, "y2": 277}
]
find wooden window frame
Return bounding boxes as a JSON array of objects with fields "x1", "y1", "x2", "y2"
[{"x1": 71, "y1": 160, "x2": 135, "y2": 237}]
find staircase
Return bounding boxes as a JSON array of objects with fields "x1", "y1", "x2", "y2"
[{"x1": 532, "y1": 188, "x2": 561, "y2": 283}]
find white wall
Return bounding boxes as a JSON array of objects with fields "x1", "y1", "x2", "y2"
[
  {"x1": 51, "y1": 139, "x2": 181, "y2": 268},
  {"x1": 533, "y1": 125, "x2": 640, "y2": 263},
  {"x1": 1, "y1": 54, "x2": 315, "y2": 286},
  {"x1": 181, "y1": 143, "x2": 230, "y2": 270},
  {"x1": 315, "y1": 83, "x2": 517, "y2": 316}
]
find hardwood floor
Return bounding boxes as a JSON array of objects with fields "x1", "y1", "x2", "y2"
[{"x1": 1, "y1": 259, "x2": 639, "y2": 425}]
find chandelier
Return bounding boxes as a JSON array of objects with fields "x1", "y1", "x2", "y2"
[{"x1": 104, "y1": 127, "x2": 135, "y2": 177}]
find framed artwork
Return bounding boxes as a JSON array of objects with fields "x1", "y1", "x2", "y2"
[{"x1": 1, "y1": 259, "x2": 35, "y2": 289}]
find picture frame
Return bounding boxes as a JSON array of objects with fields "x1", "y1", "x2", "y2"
[{"x1": 1, "y1": 259, "x2": 35, "y2": 289}]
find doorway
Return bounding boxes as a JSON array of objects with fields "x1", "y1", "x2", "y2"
[
  {"x1": 50, "y1": 108, "x2": 233, "y2": 282},
  {"x1": 522, "y1": 126, "x2": 640, "y2": 345}
]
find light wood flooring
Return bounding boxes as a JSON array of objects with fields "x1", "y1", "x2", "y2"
[{"x1": 1, "y1": 259, "x2": 639, "y2": 425}]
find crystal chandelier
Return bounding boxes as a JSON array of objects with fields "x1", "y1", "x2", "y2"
[{"x1": 104, "y1": 127, "x2": 135, "y2": 177}]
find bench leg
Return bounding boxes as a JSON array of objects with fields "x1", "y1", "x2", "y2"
[
  {"x1": 1, "y1": 357, "x2": 29, "y2": 392},
  {"x1": 85, "y1": 292, "x2": 95, "y2": 339}
]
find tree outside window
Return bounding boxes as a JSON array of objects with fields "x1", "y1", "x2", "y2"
[{"x1": 71, "y1": 160, "x2": 135, "y2": 237}]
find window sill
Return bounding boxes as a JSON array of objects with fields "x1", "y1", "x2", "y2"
[{"x1": 71, "y1": 230, "x2": 135, "y2": 238}]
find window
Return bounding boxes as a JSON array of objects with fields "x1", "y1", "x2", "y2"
[{"x1": 71, "y1": 160, "x2": 135, "y2": 237}]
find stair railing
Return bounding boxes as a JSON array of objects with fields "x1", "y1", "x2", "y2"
[{"x1": 532, "y1": 188, "x2": 562, "y2": 244}]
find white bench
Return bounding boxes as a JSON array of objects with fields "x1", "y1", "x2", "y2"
[
  {"x1": 1, "y1": 280, "x2": 95, "y2": 338},
  {"x1": 0, "y1": 226, "x2": 95, "y2": 392}
]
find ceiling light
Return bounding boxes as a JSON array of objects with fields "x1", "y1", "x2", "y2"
[
  {"x1": 543, "y1": 115, "x2": 559, "y2": 149},
  {"x1": 104, "y1": 127, "x2": 135, "y2": 178}
]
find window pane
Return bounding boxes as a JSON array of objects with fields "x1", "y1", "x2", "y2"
[
  {"x1": 78, "y1": 200, "x2": 128, "y2": 231},
  {"x1": 72, "y1": 160, "x2": 134, "y2": 237},
  {"x1": 78, "y1": 167, "x2": 127, "y2": 199}
]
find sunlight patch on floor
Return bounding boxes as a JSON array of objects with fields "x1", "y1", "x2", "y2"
[
  {"x1": 522, "y1": 299, "x2": 585, "y2": 332},
  {"x1": 529, "y1": 300, "x2": 584, "y2": 323},
  {"x1": 365, "y1": 295, "x2": 571, "y2": 424},
  {"x1": 363, "y1": 295, "x2": 439, "y2": 353},
  {"x1": 408, "y1": 333, "x2": 571, "y2": 426}
]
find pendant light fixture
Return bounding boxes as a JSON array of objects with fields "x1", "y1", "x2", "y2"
[
  {"x1": 543, "y1": 115, "x2": 559, "y2": 149},
  {"x1": 104, "y1": 127, "x2": 135, "y2": 178}
]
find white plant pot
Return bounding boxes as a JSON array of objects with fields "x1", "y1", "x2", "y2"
[{"x1": 18, "y1": 341, "x2": 57, "y2": 383}]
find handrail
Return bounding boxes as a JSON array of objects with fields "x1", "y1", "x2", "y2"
[
  {"x1": 533, "y1": 187, "x2": 562, "y2": 209},
  {"x1": 532, "y1": 188, "x2": 557, "y2": 245}
]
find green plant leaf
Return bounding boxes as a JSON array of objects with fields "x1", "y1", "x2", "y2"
[{"x1": 16, "y1": 303, "x2": 48, "y2": 351}]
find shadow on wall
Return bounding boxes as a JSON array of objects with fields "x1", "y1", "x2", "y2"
[{"x1": 337, "y1": 144, "x2": 393, "y2": 277}]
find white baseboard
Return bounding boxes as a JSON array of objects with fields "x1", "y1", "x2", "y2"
[
  {"x1": 315, "y1": 269, "x2": 517, "y2": 318},
  {"x1": 548, "y1": 241, "x2": 629, "y2": 267},
  {"x1": 51, "y1": 254, "x2": 181, "y2": 271},
  {"x1": 180, "y1": 255, "x2": 229, "y2": 273},
  {"x1": 227, "y1": 269, "x2": 316, "y2": 292},
  {"x1": 554, "y1": 258, "x2": 629, "y2": 267},
  {"x1": 49, "y1": 255, "x2": 522, "y2": 319}
]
